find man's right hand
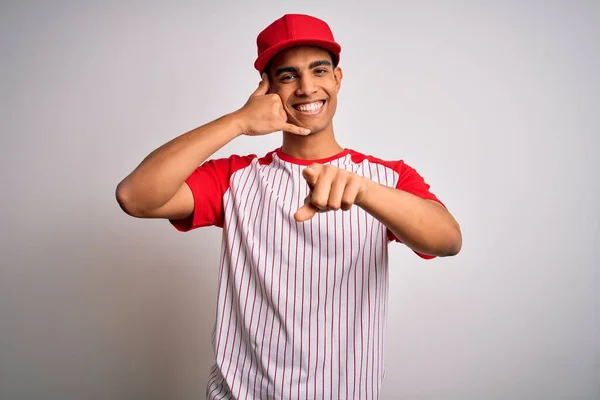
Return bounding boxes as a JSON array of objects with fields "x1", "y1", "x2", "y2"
[
  {"x1": 117, "y1": 73, "x2": 310, "y2": 221},
  {"x1": 234, "y1": 73, "x2": 311, "y2": 137}
]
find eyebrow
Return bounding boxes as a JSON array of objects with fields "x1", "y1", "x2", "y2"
[{"x1": 274, "y1": 60, "x2": 332, "y2": 76}]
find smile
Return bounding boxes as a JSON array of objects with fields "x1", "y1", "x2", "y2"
[{"x1": 293, "y1": 100, "x2": 325, "y2": 115}]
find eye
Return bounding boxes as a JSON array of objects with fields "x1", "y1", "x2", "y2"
[
  {"x1": 280, "y1": 74, "x2": 297, "y2": 82},
  {"x1": 314, "y1": 68, "x2": 328, "y2": 75}
]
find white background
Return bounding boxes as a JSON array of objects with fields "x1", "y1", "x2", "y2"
[{"x1": 1, "y1": 1, "x2": 598, "y2": 399}]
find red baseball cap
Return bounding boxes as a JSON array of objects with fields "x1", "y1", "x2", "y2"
[{"x1": 254, "y1": 14, "x2": 342, "y2": 73}]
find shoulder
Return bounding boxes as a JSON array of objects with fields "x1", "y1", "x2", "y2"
[
  {"x1": 345, "y1": 149, "x2": 436, "y2": 193},
  {"x1": 345, "y1": 149, "x2": 409, "y2": 174},
  {"x1": 201, "y1": 149, "x2": 277, "y2": 176}
]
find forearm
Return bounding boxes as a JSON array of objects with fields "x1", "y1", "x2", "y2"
[
  {"x1": 116, "y1": 112, "x2": 242, "y2": 212},
  {"x1": 358, "y1": 180, "x2": 462, "y2": 257}
]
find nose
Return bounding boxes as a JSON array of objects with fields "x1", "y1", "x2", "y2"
[{"x1": 295, "y1": 75, "x2": 318, "y2": 97}]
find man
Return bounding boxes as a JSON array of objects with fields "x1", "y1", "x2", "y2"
[{"x1": 116, "y1": 13, "x2": 461, "y2": 400}]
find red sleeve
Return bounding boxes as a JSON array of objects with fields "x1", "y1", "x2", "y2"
[
  {"x1": 387, "y1": 161, "x2": 445, "y2": 260},
  {"x1": 169, "y1": 154, "x2": 254, "y2": 232}
]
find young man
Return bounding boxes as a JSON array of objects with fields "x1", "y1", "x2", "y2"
[{"x1": 116, "y1": 13, "x2": 461, "y2": 400}]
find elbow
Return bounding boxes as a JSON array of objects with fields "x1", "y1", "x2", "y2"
[
  {"x1": 115, "y1": 181, "x2": 145, "y2": 218},
  {"x1": 405, "y1": 226, "x2": 462, "y2": 258},
  {"x1": 444, "y1": 240, "x2": 462, "y2": 257},
  {"x1": 441, "y1": 224, "x2": 462, "y2": 257},
  {"x1": 422, "y1": 221, "x2": 462, "y2": 257}
]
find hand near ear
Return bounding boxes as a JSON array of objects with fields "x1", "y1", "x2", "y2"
[
  {"x1": 294, "y1": 164, "x2": 369, "y2": 222},
  {"x1": 234, "y1": 73, "x2": 310, "y2": 137}
]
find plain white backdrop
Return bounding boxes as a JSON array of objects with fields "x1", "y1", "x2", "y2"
[{"x1": 1, "y1": 1, "x2": 598, "y2": 399}]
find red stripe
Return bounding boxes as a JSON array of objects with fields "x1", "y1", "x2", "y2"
[
  {"x1": 354, "y1": 194, "x2": 362, "y2": 399},
  {"x1": 358, "y1": 162, "x2": 367, "y2": 398},
  {"x1": 313, "y1": 211, "x2": 322, "y2": 396},
  {"x1": 223, "y1": 172, "x2": 259, "y2": 384},
  {"x1": 375, "y1": 222, "x2": 384, "y2": 396},
  {"x1": 365, "y1": 193, "x2": 375, "y2": 397},
  {"x1": 244, "y1": 164, "x2": 275, "y2": 400},
  {"x1": 381, "y1": 166, "x2": 390, "y2": 381},
  {"x1": 330, "y1": 158, "x2": 340, "y2": 399},
  {"x1": 234, "y1": 166, "x2": 271, "y2": 397},
  {"x1": 372, "y1": 163, "x2": 383, "y2": 397},
  {"x1": 280, "y1": 161, "x2": 299, "y2": 399},
  {"x1": 321, "y1": 210, "x2": 329, "y2": 396},
  {"x1": 229, "y1": 175, "x2": 261, "y2": 393},
  {"x1": 346, "y1": 204, "x2": 353, "y2": 399},
  {"x1": 305, "y1": 215, "x2": 314, "y2": 399},
  {"x1": 211, "y1": 169, "x2": 240, "y2": 370},
  {"x1": 251, "y1": 183, "x2": 276, "y2": 399},
  {"x1": 363, "y1": 164, "x2": 372, "y2": 398},
  {"x1": 289, "y1": 164, "x2": 301, "y2": 399},
  {"x1": 338, "y1": 193, "x2": 346, "y2": 398},
  {"x1": 297, "y1": 163, "x2": 307, "y2": 399},
  {"x1": 272, "y1": 161, "x2": 292, "y2": 399},
  {"x1": 258, "y1": 159, "x2": 285, "y2": 396},
  {"x1": 209, "y1": 175, "x2": 236, "y2": 399},
  {"x1": 214, "y1": 166, "x2": 253, "y2": 368}
]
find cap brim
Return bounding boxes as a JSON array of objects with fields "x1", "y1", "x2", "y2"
[{"x1": 254, "y1": 39, "x2": 341, "y2": 73}]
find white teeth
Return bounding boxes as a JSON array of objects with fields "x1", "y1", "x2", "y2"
[{"x1": 297, "y1": 101, "x2": 323, "y2": 112}]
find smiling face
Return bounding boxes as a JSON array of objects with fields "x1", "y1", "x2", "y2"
[{"x1": 267, "y1": 46, "x2": 343, "y2": 136}]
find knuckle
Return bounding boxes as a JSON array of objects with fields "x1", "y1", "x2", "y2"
[
  {"x1": 329, "y1": 201, "x2": 341, "y2": 211},
  {"x1": 341, "y1": 202, "x2": 353, "y2": 211},
  {"x1": 340, "y1": 198, "x2": 353, "y2": 209},
  {"x1": 312, "y1": 197, "x2": 327, "y2": 208},
  {"x1": 341, "y1": 195, "x2": 354, "y2": 209}
]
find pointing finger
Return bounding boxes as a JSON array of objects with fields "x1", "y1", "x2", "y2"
[{"x1": 302, "y1": 166, "x2": 318, "y2": 187}]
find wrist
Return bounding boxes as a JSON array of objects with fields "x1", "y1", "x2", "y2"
[
  {"x1": 355, "y1": 177, "x2": 375, "y2": 208},
  {"x1": 226, "y1": 110, "x2": 248, "y2": 137}
]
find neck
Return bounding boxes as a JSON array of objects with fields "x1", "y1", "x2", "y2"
[{"x1": 281, "y1": 123, "x2": 344, "y2": 160}]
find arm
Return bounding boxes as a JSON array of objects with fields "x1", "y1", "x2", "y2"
[
  {"x1": 115, "y1": 114, "x2": 243, "y2": 219},
  {"x1": 294, "y1": 164, "x2": 462, "y2": 258},
  {"x1": 358, "y1": 181, "x2": 462, "y2": 257},
  {"x1": 116, "y1": 73, "x2": 309, "y2": 220}
]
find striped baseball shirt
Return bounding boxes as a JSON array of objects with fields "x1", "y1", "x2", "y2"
[{"x1": 171, "y1": 148, "x2": 442, "y2": 400}]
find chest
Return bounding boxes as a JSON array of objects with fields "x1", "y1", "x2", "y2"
[{"x1": 223, "y1": 161, "x2": 390, "y2": 263}]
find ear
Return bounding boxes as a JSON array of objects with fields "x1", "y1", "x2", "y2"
[{"x1": 334, "y1": 66, "x2": 343, "y2": 93}]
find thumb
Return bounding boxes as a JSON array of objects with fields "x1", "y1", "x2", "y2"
[
  {"x1": 294, "y1": 203, "x2": 317, "y2": 222},
  {"x1": 251, "y1": 73, "x2": 270, "y2": 97},
  {"x1": 283, "y1": 123, "x2": 311, "y2": 136}
]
